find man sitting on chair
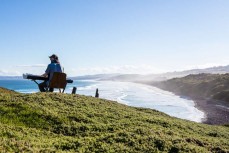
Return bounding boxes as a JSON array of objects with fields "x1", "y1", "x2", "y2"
[{"x1": 39, "y1": 54, "x2": 62, "y2": 92}]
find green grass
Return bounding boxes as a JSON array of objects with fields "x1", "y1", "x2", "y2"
[{"x1": 0, "y1": 87, "x2": 229, "y2": 152}]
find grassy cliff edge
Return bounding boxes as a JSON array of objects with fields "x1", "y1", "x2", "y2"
[
  {"x1": 152, "y1": 73, "x2": 229, "y2": 102},
  {"x1": 0, "y1": 87, "x2": 229, "y2": 152}
]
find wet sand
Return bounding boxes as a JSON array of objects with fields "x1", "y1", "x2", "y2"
[{"x1": 193, "y1": 98, "x2": 229, "y2": 125}]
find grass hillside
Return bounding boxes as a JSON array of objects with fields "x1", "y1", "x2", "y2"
[
  {"x1": 0, "y1": 87, "x2": 229, "y2": 152},
  {"x1": 153, "y1": 73, "x2": 229, "y2": 103}
]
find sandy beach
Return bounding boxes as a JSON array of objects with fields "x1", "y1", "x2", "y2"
[
  {"x1": 138, "y1": 81, "x2": 229, "y2": 125},
  {"x1": 136, "y1": 81, "x2": 229, "y2": 125},
  {"x1": 193, "y1": 98, "x2": 229, "y2": 125}
]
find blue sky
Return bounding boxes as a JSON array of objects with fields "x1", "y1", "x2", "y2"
[{"x1": 0, "y1": 0, "x2": 229, "y2": 76}]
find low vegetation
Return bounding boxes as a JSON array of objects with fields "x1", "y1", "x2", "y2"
[
  {"x1": 0, "y1": 87, "x2": 229, "y2": 152},
  {"x1": 153, "y1": 73, "x2": 229, "y2": 103}
]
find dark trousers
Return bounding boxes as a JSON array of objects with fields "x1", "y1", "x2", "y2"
[{"x1": 38, "y1": 81, "x2": 54, "y2": 92}]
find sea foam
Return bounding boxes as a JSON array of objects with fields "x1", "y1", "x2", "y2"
[{"x1": 69, "y1": 81, "x2": 205, "y2": 122}]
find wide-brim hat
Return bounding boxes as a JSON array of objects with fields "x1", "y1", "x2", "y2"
[{"x1": 49, "y1": 54, "x2": 58, "y2": 59}]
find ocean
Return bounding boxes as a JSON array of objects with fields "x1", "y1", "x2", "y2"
[{"x1": 0, "y1": 79, "x2": 205, "y2": 122}]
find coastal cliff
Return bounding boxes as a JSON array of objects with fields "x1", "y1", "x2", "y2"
[{"x1": 152, "y1": 73, "x2": 229, "y2": 101}]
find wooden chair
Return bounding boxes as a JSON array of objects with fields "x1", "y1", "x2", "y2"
[{"x1": 48, "y1": 72, "x2": 67, "y2": 93}]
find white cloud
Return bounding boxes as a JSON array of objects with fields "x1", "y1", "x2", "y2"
[
  {"x1": 0, "y1": 70, "x2": 21, "y2": 76},
  {"x1": 3, "y1": 62, "x2": 229, "y2": 77},
  {"x1": 68, "y1": 62, "x2": 229, "y2": 76},
  {"x1": 0, "y1": 64, "x2": 47, "y2": 76},
  {"x1": 15, "y1": 64, "x2": 46, "y2": 67},
  {"x1": 68, "y1": 64, "x2": 167, "y2": 76}
]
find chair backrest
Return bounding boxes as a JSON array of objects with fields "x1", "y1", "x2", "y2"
[{"x1": 49, "y1": 72, "x2": 67, "y2": 91}]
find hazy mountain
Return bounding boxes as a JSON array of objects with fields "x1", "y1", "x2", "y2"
[
  {"x1": 74, "y1": 65, "x2": 229, "y2": 82},
  {"x1": 70, "y1": 73, "x2": 121, "y2": 80},
  {"x1": 155, "y1": 65, "x2": 229, "y2": 79},
  {"x1": 2, "y1": 65, "x2": 229, "y2": 81}
]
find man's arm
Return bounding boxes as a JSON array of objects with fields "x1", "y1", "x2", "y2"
[
  {"x1": 41, "y1": 73, "x2": 48, "y2": 77},
  {"x1": 42, "y1": 64, "x2": 50, "y2": 77}
]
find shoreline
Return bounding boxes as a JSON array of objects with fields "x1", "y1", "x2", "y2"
[
  {"x1": 163, "y1": 91, "x2": 229, "y2": 125},
  {"x1": 136, "y1": 81, "x2": 229, "y2": 125},
  {"x1": 158, "y1": 90, "x2": 229, "y2": 125},
  {"x1": 193, "y1": 98, "x2": 229, "y2": 125}
]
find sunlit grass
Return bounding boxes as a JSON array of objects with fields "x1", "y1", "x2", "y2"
[{"x1": 0, "y1": 87, "x2": 228, "y2": 152}]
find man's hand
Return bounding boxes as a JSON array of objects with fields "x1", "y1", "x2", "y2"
[{"x1": 41, "y1": 73, "x2": 48, "y2": 77}]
